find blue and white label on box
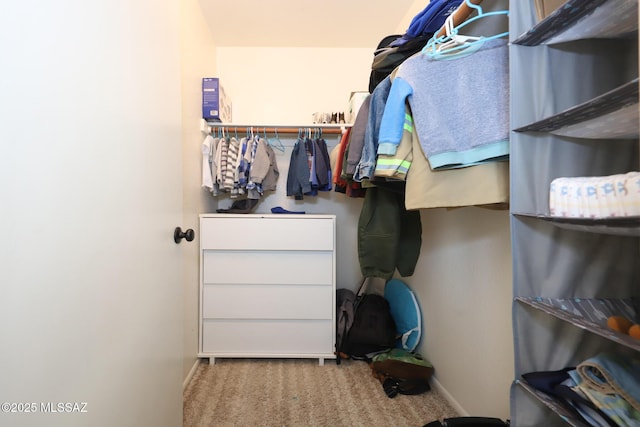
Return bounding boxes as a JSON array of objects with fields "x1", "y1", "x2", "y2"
[{"x1": 202, "y1": 77, "x2": 232, "y2": 123}]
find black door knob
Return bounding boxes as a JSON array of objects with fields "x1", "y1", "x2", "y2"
[{"x1": 174, "y1": 227, "x2": 195, "y2": 243}]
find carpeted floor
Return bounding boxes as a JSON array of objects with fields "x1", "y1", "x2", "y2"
[{"x1": 183, "y1": 358, "x2": 459, "y2": 427}]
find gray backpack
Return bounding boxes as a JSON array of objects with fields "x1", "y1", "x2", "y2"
[{"x1": 335, "y1": 288, "x2": 356, "y2": 365}]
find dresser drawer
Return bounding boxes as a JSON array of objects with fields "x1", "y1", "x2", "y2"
[
  {"x1": 198, "y1": 214, "x2": 336, "y2": 361},
  {"x1": 202, "y1": 284, "x2": 332, "y2": 319},
  {"x1": 200, "y1": 215, "x2": 334, "y2": 250},
  {"x1": 201, "y1": 319, "x2": 333, "y2": 354},
  {"x1": 202, "y1": 250, "x2": 333, "y2": 285}
]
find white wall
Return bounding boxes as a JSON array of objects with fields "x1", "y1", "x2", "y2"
[
  {"x1": 405, "y1": 0, "x2": 513, "y2": 417},
  {"x1": 409, "y1": 207, "x2": 514, "y2": 418},
  {"x1": 180, "y1": 0, "x2": 220, "y2": 381},
  {"x1": 216, "y1": 47, "x2": 373, "y2": 123}
]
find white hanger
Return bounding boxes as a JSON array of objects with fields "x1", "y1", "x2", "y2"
[{"x1": 423, "y1": 0, "x2": 508, "y2": 59}]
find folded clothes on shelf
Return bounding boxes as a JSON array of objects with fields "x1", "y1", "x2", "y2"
[
  {"x1": 572, "y1": 352, "x2": 640, "y2": 426},
  {"x1": 549, "y1": 171, "x2": 640, "y2": 218},
  {"x1": 522, "y1": 352, "x2": 640, "y2": 426}
]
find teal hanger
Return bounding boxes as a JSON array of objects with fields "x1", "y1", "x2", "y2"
[
  {"x1": 267, "y1": 128, "x2": 285, "y2": 153},
  {"x1": 423, "y1": 0, "x2": 508, "y2": 60}
]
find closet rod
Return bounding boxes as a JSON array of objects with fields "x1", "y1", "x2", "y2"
[
  {"x1": 435, "y1": 0, "x2": 484, "y2": 37},
  {"x1": 205, "y1": 123, "x2": 349, "y2": 135}
]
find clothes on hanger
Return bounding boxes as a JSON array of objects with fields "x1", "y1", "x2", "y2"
[
  {"x1": 331, "y1": 128, "x2": 351, "y2": 194},
  {"x1": 330, "y1": 127, "x2": 366, "y2": 198},
  {"x1": 203, "y1": 130, "x2": 279, "y2": 201},
  {"x1": 358, "y1": 185, "x2": 422, "y2": 280},
  {"x1": 423, "y1": 0, "x2": 508, "y2": 60},
  {"x1": 392, "y1": 0, "x2": 465, "y2": 46},
  {"x1": 354, "y1": 76, "x2": 393, "y2": 182},
  {"x1": 201, "y1": 134, "x2": 215, "y2": 192},
  {"x1": 369, "y1": 0, "x2": 470, "y2": 93},
  {"x1": 285, "y1": 130, "x2": 332, "y2": 200},
  {"x1": 377, "y1": 38, "x2": 509, "y2": 170},
  {"x1": 344, "y1": 35, "x2": 510, "y2": 210},
  {"x1": 205, "y1": 3, "x2": 509, "y2": 212},
  {"x1": 373, "y1": 102, "x2": 414, "y2": 181}
]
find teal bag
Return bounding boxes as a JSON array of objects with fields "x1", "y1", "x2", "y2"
[{"x1": 384, "y1": 279, "x2": 422, "y2": 351}]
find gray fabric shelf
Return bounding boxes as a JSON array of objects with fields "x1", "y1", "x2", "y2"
[
  {"x1": 509, "y1": 0, "x2": 640, "y2": 425},
  {"x1": 516, "y1": 380, "x2": 590, "y2": 427},
  {"x1": 514, "y1": 78, "x2": 639, "y2": 139},
  {"x1": 516, "y1": 297, "x2": 640, "y2": 352},
  {"x1": 513, "y1": 0, "x2": 638, "y2": 46},
  {"x1": 512, "y1": 213, "x2": 640, "y2": 236}
]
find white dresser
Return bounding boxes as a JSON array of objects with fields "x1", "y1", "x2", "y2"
[{"x1": 198, "y1": 213, "x2": 336, "y2": 365}]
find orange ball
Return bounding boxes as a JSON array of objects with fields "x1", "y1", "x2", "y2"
[
  {"x1": 607, "y1": 316, "x2": 633, "y2": 334},
  {"x1": 629, "y1": 324, "x2": 640, "y2": 340}
]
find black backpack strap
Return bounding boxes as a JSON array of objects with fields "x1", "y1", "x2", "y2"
[
  {"x1": 352, "y1": 277, "x2": 371, "y2": 312},
  {"x1": 441, "y1": 417, "x2": 510, "y2": 426},
  {"x1": 382, "y1": 377, "x2": 430, "y2": 398}
]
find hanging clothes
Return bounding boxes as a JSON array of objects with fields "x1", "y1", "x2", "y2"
[
  {"x1": 370, "y1": 99, "x2": 509, "y2": 209},
  {"x1": 222, "y1": 136, "x2": 240, "y2": 195},
  {"x1": 313, "y1": 137, "x2": 332, "y2": 191},
  {"x1": 331, "y1": 128, "x2": 351, "y2": 194},
  {"x1": 404, "y1": 113, "x2": 509, "y2": 210},
  {"x1": 358, "y1": 185, "x2": 422, "y2": 280},
  {"x1": 286, "y1": 130, "x2": 333, "y2": 200},
  {"x1": 201, "y1": 134, "x2": 215, "y2": 191},
  {"x1": 259, "y1": 138, "x2": 280, "y2": 193},
  {"x1": 306, "y1": 136, "x2": 319, "y2": 196},
  {"x1": 344, "y1": 94, "x2": 372, "y2": 180},
  {"x1": 373, "y1": 102, "x2": 414, "y2": 181},
  {"x1": 286, "y1": 135, "x2": 311, "y2": 200},
  {"x1": 353, "y1": 76, "x2": 392, "y2": 182},
  {"x1": 215, "y1": 135, "x2": 229, "y2": 189},
  {"x1": 330, "y1": 128, "x2": 366, "y2": 198},
  {"x1": 377, "y1": 38, "x2": 509, "y2": 170},
  {"x1": 391, "y1": 0, "x2": 464, "y2": 46},
  {"x1": 207, "y1": 130, "x2": 279, "y2": 202},
  {"x1": 247, "y1": 136, "x2": 279, "y2": 199}
]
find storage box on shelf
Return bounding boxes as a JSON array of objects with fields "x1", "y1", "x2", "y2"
[{"x1": 202, "y1": 77, "x2": 232, "y2": 123}]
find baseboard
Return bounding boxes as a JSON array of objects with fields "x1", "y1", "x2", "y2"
[
  {"x1": 431, "y1": 376, "x2": 468, "y2": 417},
  {"x1": 183, "y1": 358, "x2": 202, "y2": 390}
]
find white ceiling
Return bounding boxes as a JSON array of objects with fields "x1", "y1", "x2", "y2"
[{"x1": 199, "y1": 0, "x2": 419, "y2": 48}]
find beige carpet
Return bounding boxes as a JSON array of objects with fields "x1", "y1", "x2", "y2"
[{"x1": 183, "y1": 358, "x2": 459, "y2": 427}]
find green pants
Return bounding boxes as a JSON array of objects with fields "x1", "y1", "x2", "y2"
[{"x1": 358, "y1": 186, "x2": 422, "y2": 279}]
